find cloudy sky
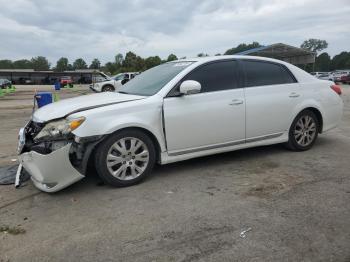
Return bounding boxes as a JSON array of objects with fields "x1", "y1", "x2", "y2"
[{"x1": 0, "y1": 0, "x2": 349, "y2": 65}]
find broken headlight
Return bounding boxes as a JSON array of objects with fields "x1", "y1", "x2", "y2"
[{"x1": 34, "y1": 117, "x2": 85, "y2": 141}]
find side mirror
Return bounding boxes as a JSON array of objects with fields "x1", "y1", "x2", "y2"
[{"x1": 179, "y1": 80, "x2": 201, "y2": 95}]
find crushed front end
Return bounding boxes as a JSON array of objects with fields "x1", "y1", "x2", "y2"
[{"x1": 18, "y1": 119, "x2": 101, "y2": 193}]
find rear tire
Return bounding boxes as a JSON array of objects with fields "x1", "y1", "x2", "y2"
[
  {"x1": 285, "y1": 110, "x2": 319, "y2": 151},
  {"x1": 95, "y1": 129, "x2": 156, "y2": 187}
]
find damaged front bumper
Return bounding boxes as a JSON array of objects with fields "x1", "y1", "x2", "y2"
[{"x1": 18, "y1": 143, "x2": 85, "y2": 193}]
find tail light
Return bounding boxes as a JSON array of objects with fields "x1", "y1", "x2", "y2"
[{"x1": 331, "y1": 84, "x2": 342, "y2": 95}]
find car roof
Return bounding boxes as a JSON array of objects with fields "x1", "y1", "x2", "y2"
[
  {"x1": 174, "y1": 55, "x2": 295, "y2": 66},
  {"x1": 167, "y1": 54, "x2": 316, "y2": 84}
]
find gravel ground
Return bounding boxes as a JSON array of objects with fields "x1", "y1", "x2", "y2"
[{"x1": 0, "y1": 84, "x2": 349, "y2": 262}]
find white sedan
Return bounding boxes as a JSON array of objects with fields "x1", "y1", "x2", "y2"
[{"x1": 18, "y1": 56, "x2": 343, "y2": 192}]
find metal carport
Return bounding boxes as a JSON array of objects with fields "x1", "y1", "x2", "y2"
[{"x1": 234, "y1": 43, "x2": 315, "y2": 65}]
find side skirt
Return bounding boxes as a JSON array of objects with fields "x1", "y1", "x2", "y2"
[{"x1": 160, "y1": 132, "x2": 287, "y2": 165}]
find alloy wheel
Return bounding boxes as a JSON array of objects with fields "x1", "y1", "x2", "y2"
[
  {"x1": 294, "y1": 115, "x2": 317, "y2": 147},
  {"x1": 106, "y1": 137, "x2": 149, "y2": 180}
]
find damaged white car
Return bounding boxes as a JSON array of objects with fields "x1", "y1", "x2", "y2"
[
  {"x1": 90, "y1": 72, "x2": 139, "y2": 92},
  {"x1": 18, "y1": 56, "x2": 343, "y2": 192}
]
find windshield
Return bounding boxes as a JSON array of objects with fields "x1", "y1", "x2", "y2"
[
  {"x1": 114, "y1": 74, "x2": 125, "y2": 81},
  {"x1": 118, "y1": 62, "x2": 193, "y2": 96}
]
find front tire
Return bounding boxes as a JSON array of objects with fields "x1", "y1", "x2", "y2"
[
  {"x1": 95, "y1": 129, "x2": 156, "y2": 187},
  {"x1": 102, "y1": 85, "x2": 115, "y2": 92},
  {"x1": 285, "y1": 110, "x2": 319, "y2": 151}
]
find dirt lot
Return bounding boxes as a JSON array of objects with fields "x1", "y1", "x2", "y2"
[{"x1": 0, "y1": 84, "x2": 349, "y2": 261}]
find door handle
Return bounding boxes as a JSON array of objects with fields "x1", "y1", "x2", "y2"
[
  {"x1": 289, "y1": 92, "x2": 300, "y2": 98},
  {"x1": 229, "y1": 99, "x2": 244, "y2": 105}
]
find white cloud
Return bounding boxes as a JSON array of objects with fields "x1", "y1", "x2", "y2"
[{"x1": 0, "y1": 0, "x2": 349, "y2": 65}]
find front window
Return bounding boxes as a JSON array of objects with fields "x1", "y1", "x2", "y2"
[
  {"x1": 180, "y1": 60, "x2": 239, "y2": 93},
  {"x1": 118, "y1": 62, "x2": 193, "y2": 96}
]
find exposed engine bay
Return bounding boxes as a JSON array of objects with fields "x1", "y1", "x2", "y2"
[{"x1": 22, "y1": 120, "x2": 102, "y2": 174}]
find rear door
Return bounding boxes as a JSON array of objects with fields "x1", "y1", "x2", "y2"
[
  {"x1": 163, "y1": 60, "x2": 245, "y2": 154},
  {"x1": 241, "y1": 60, "x2": 301, "y2": 140}
]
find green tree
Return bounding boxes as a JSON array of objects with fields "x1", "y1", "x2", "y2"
[
  {"x1": 301, "y1": 39, "x2": 328, "y2": 54},
  {"x1": 0, "y1": 59, "x2": 13, "y2": 69},
  {"x1": 13, "y1": 59, "x2": 32, "y2": 69},
  {"x1": 89, "y1": 58, "x2": 101, "y2": 69},
  {"x1": 224, "y1": 42, "x2": 262, "y2": 55},
  {"x1": 115, "y1": 53, "x2": 123, "y2": 67},
  {"x1": 31, "y1": 56, "x2": 50, "y2": 70},
  {"x1": 122, "y1": 52, "x2": 144, "y2": 71},
  {"x1": 144, "y1": 56, "x2": 162, "y2": 69},
  {"x1": 73, "y1": 58, "x2": 88, "y2": 69},
  {"x1": 315, "y1": 52, "x2": 331, "y2": 71},
  {"x1": 167, "y1": 54, "x2": 178, "y2": 62},
  {"x1": 103, "y1": 62, "x2": 117, "y2": 74},
  {"x1": 197, "y1": 53, "x2": 209, "y2": 57},
  {"x1": 55, "y1": 57, "x2": 69, "y2": 72},
  {"x1": 331, "y1": 52, "x2": 350, "y2": 70}
]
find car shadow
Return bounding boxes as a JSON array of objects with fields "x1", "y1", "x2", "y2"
[{"x1": 54, "y1": 135, "x2": 337, "y2": 194}]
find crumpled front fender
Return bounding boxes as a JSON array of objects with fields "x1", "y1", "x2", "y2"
[{"x1": 18, "y1": 143, "x2": 85, "y2": 193}]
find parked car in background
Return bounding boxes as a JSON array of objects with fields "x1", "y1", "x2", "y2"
[
  {"x1": 340, "y1": 73, "x2": 350, "y2": 84},
  {"x1": 60, "y1": 76, "x2": 73, "y2": 87},
  {"x1": 333, "y1": 71, "x2": 349, "y2": 83},
  {"x1": 311, "y1": 72, "x2": 336, "y2": 81},
  {"x1": 0, "y1": 78, "x2": 12, "y2": 89},
  {"x1": 310, "y1": 72, "x2": 328, "y2": 78},
  {"x1": 18, "y1": 77, "x2": 32, "y2": 85},
  {"x1": 317, "y1": 72, "x2": 334, "y2": 81},
  {"x1": 18, "y1": 56, "x2": 343, "y2": 192},
  {"x1": 90, "y1": 72, "x2": 140, "y2": 92}
]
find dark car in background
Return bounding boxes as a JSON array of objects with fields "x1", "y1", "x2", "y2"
[
  {"x1": 0, "y1": 79, "x2": 12, "y2": 89},
  {"x1": 340, "y1": 74, "x2": 350, "y2": 84},
  {"x1": 18, "y1": 77, "x2": 32, "y2": 85}
]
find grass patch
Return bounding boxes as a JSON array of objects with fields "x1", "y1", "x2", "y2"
[{"x1": 0, "y1": 225, "x2": 26, "y2": 235}]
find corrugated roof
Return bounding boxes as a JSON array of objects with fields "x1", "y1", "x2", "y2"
[
  {"x1": 0, "y1": 69, "x2": 99, "y2": 73},
  {"x1": 234, "y1": 43, "x2": 315, "y2": 64}
]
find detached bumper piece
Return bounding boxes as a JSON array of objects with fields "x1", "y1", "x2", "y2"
[{"x1": 18, "y1": 143, "x2": 84, "y2": 193}]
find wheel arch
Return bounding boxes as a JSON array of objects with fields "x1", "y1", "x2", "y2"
[{"x1": 99, "y1": 126, "x2": 162, "y2": 163}]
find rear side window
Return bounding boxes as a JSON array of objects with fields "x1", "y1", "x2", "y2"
[
  {"x1": 242, "y1": 60, "x2": 296, "y2": 87},
  {"x1": 182, "y1": 60, "x2": 239, "y2": 93}
]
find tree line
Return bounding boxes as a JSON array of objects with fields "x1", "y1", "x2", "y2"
[{"x1": 0, "y1": 39, "x2": 349, "y2": 74}]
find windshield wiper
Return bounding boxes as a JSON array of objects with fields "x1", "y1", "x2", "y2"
[{"x1": 118, "y1": 91, "x2": 129, "y2": 94}]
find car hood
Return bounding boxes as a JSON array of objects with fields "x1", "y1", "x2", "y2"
[
  {"x1": 32, "y1": 92, "x2": 145, "y2": 123},
  {"x1": 96, "y1": 79, "x2": 115, "y2": 85}
]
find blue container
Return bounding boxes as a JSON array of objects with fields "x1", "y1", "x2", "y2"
[
  {"x1": 54, "y1": 81, "x2": 61, "y2": 91},
  {"x1": 35, "y1": 92, "x2": 53, "y2": 108}
]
